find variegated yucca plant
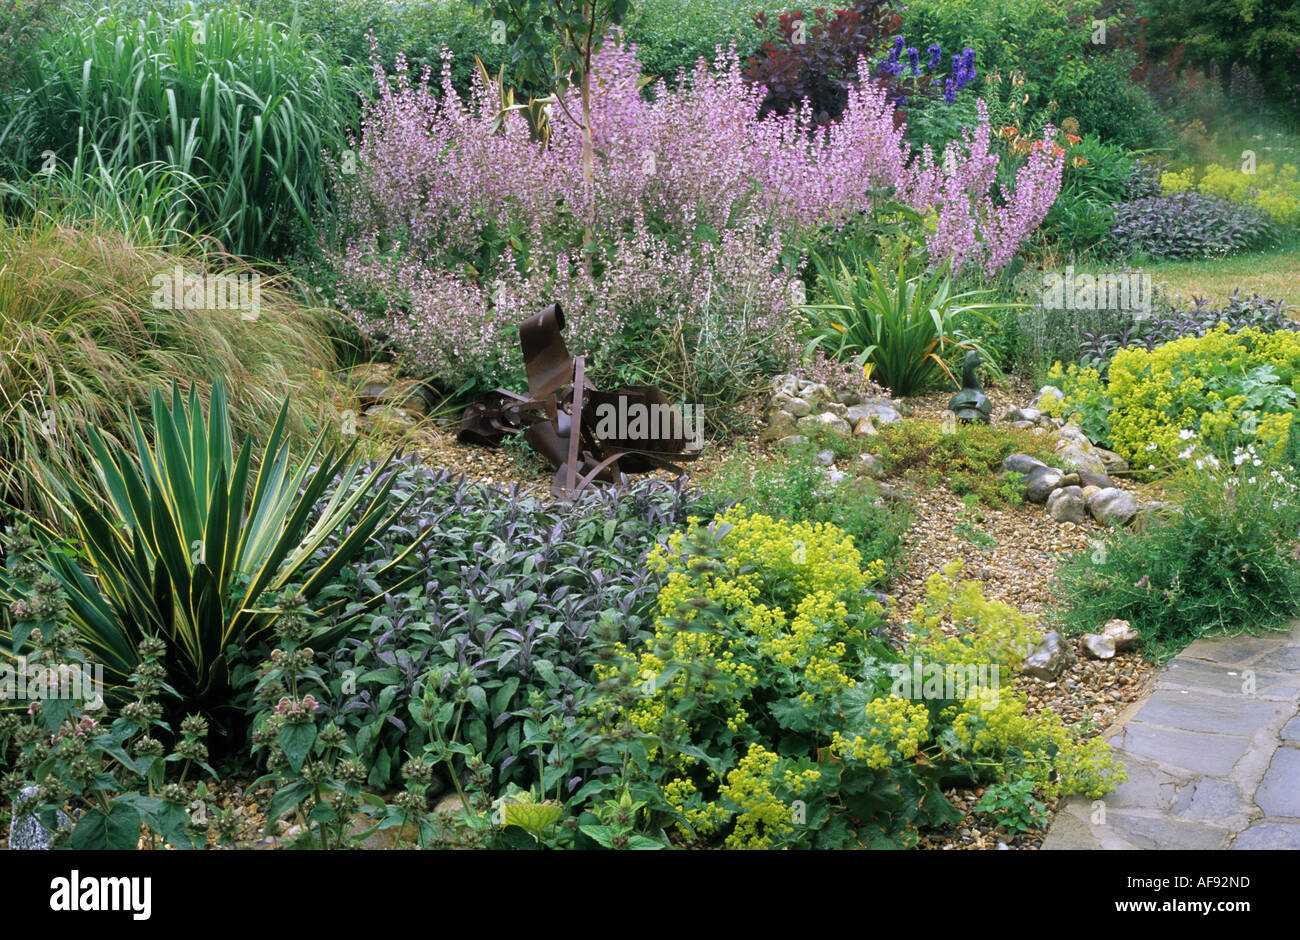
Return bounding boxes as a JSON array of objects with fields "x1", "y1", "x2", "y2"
[{"x1": 2, "y1": 380, "x2": 416, "y2": 717}]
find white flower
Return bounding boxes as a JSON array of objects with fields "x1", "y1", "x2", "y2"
[
  {"x1": 1235, "y1": 453, "x2": 1248, "y2": 465},
  {"x1": 1195, "y1": 459, "x2": 1204, "y2": 470},
  {"x1": 1178, "y1": 429, "x2": 1196, "y2": 440},
  {"x1": 1146, "y1": 443, "x2": 1158, "y2": 451},
  {"x1": 1178, "y1": 446, "x2": 1194, "y2": 459}
]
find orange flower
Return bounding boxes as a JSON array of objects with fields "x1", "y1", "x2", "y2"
[
  {"x1": 1012, "y1": 139, "x2": 1033, "y2": 155},
  {"x1": 1072, "y1": 156, "x2": 1089, "y2": 167},
  {"x1": 999, "y1": 125, "x2": 1019, "y2": 138},
  {"x1": 1052, "y1": 144, "x2": 1066, "y2": 157},
  {"x1": 1066, "y1": 133, "x2": 1082, "y2": 145}
]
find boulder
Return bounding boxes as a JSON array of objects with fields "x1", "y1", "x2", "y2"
[
  {"x1": 784, "y1": 396, "x2": 812, "y2": 418},
  {"x1": 1088, "y1": 487, "x2": 1139, "y2": 528},
  {"x1": 1055, "y1": 423, "x2": 1091, "y2": 447},
  {"x1": 1003, "y1": 406, "x2": 1043, "y2": 424},
  {"x1": 1077, "y1": 470, "x2": 1113, "y2": 489},
  {"x1": 847, "y1": 401, "x2": 903, "y2": 425},
  {"x1": 1094, "y1": 447, "x2": 1130, "y2": 475},
  {"x1": 1022, "y1": 631, "x2": 1074, "y2": 680},
  {"x1": 1081, "y1": 633, "x2": 1116, "y2": 660},
  {"x1": 853, "y1": 416, "x2": 878, "y2": 437},
  {"x1": 759, "y1": 410, "x2": 797, "y2": 443},
  {"x1": 1022, "y1": 465, "x2": 1065, "y2": 504},
  {"x1": 814, "y1": 449, "x2": 836, "y2": 467},
  {"x1": 1002, "y1": 453, "x2": 1047, "y2": 475},
  {"x1": 777, "y1": 435, "x2": 809, "y2": 448},
  {"x1": 1010, "y1": 420, "x2": 1035, "y2": 430},
  {"x1": 798, "y1": 412, "x2": 852, "y2": 438},
  {"x1": 1102, "y1": 618, "x2": 1140, "y2": 652},
  {"x1": 1046, "y1": 485, "x2": 1087, "y2": 524},
  {"x1": 1055, "y1": 441, "x2": 1108, "y2": 476},
  {"x1": 837, "y1": 389, "x2": 865, "y2": 406}
]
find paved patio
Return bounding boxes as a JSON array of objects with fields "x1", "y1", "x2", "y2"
[{"x1": 1043, "y1": 621, "x2": 1300, "y2": 850}]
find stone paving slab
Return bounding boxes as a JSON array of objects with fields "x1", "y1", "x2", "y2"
[{"x1": 1044, "y1": 621, "x2": 1300, "y2": 850}]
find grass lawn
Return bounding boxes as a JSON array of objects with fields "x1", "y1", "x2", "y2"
[{"x1": 1139, "y1": 243, "x2": 1300, "y2": 308}]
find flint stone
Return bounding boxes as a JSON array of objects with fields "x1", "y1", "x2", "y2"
[
  {"x1": 1095, "y1": 447, "x2": 1130, "y2": 474},
  {"x1": 1023, "y1": 465, "x2": 1065, "y2": 504},
  {"x1": 1046, "y1": 485, "x2": 1087, "y2": 524},
  {"x1": 1102, "y1": 618, "x2": 1140, "y2": 651},
  {"x1": 8, "y1": 786, "x2": 69, "y2": 850},
  {"x1": 784, "y1": 396, "x2": 812, "y2": 418},
  {"x1": 1002, "y1": 453, "x2": 1047, "y2": 475},
  {"x1": 1022, "y1": 631, "x2": 1074, "y2": 680},
  {"x1": 1082, "y1": 633, "x2": 1116, "y2": 659},
  {"x1": 848, "y1": 401, "x2": 902, "y2": 425},
  {"x1": 760, "y1": 410, "x2": 797, "y2": 442},
  {"x1": 1055, "y1": 442, "x2": 1107, "y2": 476},
  {"x1": 1088, "y1": 487, "x2": 1139, "y2": 527}
]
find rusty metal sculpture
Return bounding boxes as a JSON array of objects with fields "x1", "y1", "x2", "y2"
[{"x1": 458, "y1": 303, "x2": 699, "y2": 497}]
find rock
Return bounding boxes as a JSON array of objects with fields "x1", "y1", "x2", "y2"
[
  {"x1": 852, "y1": 416, "x2": 878, "y2": 437},
  {"x1": 1003, "y1": 406, "x2": 1043, "y2": 424},
  {"x1": 1060, "y1": 472, "x2": 1080, "y2": 487},
  {"x1": 8, "y1": 786, "x2": 68, "y2": 850},
  {"x1": 837, "y1": 389, "x2": 865, "y2": 406},
  {"x1": 800, "y1": 383, "x2": 833, "y2": 408},
  {"x1": 1030, "y1": 385, "x2": 1064, "y2": 411},
  {"x1": 814, "y1": 449, "x2": 836, "y2": 467},
  {"x1": 1081, "y1": 484, "x2": 1101, "y2": 501},
  {"x1": 798, "y1": 412, "x2": 853, "y2": 438},
  {"x1": 1010, "y1": 420, "x2": 1035, "y2": 430},
  {"x1": 1022, "y1": 631, "x2": 1074, "y2": 680},
  {"x1": 1055, "y1": 442, "x2": 1107, "y2": 476},
  {"x1": 1102, "y1": 618, "x2": 1140, "y2": 651},
  {"x1": 1094, "y1": 447, "x2": 1129, "y2": 474},
  {"x1": 1081, "y1": 633, "x2": 1117, "y2": 660},
  {"x1": 858, "y1": 453, "x2": 885, "y2": 478},
  {"x1": 1055, "y1": 423, "x2": 1091, "y2": 447},
  {"x1": 822, "y1": 402, "x2": 849, "y2": 419},
  {"x1": 1077, "y1": 470, "x2": 1112, "y2": 489},
  {"x1": 1022, "y1": 465, "x2": 1065, "y2": 504},
  {"x1": 1046, "y1": 485, "x2": 1086, "y2": 524},
  {"x1": 759, "y1": 410, "x2": 797, "y2": 442},
  {"x1": 848, "y1": 400, "x2": 903, "y2": 425},
  {"x1": 773, "y1": 374, "x2": 799, "y2": 397},
  {"x1": 777, "y1": 435, "x2": 809, "y2": 448},
  {"x1": 784, "y1": 396, "x2": 812, "y2": 418},
  {"x1": 359, "y1": 404, "x2": 420, "y2": 431},
  {"x1": 824, "y1": 469, "x2": 847, "y2": 485},
  {"x1": 1002, "y1": 453, "x2": 1047, "y2": 475},
  {"x1": 1088, "y1": 487, "x2": 1139, "y2": 527}
]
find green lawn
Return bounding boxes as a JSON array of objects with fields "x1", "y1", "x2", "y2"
[{"x1": 1139, "y1": 244, "x2": 1300, "y2": 308}]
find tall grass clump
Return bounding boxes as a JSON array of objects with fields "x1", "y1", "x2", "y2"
[
  {"x1": 3, "y1": 4, "x2": 359, "y2": 259},
  {"x1": 0, "y1": 214, "x2": 346, "y2": 523}
]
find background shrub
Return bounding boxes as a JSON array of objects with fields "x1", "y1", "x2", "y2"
[{"x1": 1107, "y1": 192, "x2": 1278, "y2": 258}]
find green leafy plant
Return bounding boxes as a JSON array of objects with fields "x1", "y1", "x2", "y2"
[
  {"x1": 801, "y1": 253, "x2": 1004, "y2": 395},
  {"x1": 976, "y1": 777, "x2": 1048, "y2": 834},
  {"x1": 2, "y1": 381, "x2": 415, "y2": 724}
]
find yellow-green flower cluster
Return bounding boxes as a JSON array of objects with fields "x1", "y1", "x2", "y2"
[
  {"x1": 832, "y1": 695, "x2": 931, "y2": 769},
  {"x1": 718, "y1": 744, "x2": 819, "y2": 850},
  {"x1": 1048, "y1": 325, "x2": 1300, "y2": 469},
  {"x1": 629, "y1": 507, "x2": 883, "y2": 754},
  {"x1": 951, "y1": 695, "x2": 1126, "y2": 800},
  {"x1": 1162, "y1": 162, "x2": 1300, "y2": 224},
  {"x1": 906, "y1": 560, "x2": 1041, "y2": 667}
]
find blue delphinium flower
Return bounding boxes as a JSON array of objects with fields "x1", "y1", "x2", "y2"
[
  {"x1": 926, "y1": 43, "x2": 941, "y2": 70},
  {"x1": 944, "y1": 78, "x2": 956, "y2": 104},
  {"x1": 890, "y1": 36, "x2": 906, "y2": 60},
  {"x1": 907, "y1": 46, "x2": 920, "y2": 76}
]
